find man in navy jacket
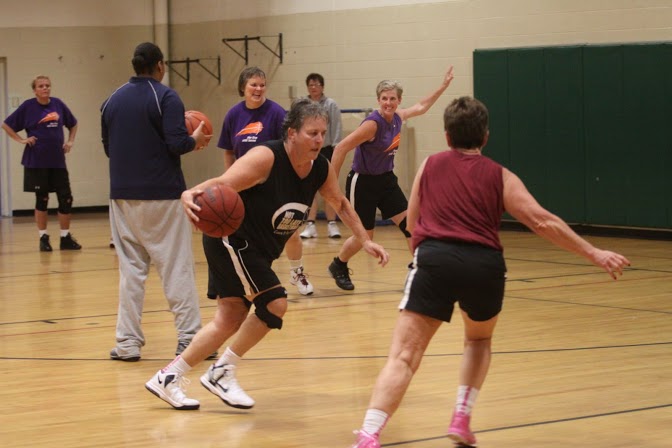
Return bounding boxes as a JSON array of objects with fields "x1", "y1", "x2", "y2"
[{"x1": 101, "y1": 42, "x2": 210, "y2": 362}]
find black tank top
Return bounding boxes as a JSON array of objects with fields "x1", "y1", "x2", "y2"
[{"x1": 233, "y1": 139, "x2": 329, "y2": 260}]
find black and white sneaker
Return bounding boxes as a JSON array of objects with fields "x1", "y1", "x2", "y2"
[
  {"x1": 145, "y1": 370, "x2": 200, "y2": 410},
  {"x1": 200, "y1": 364, "x2": 255, "y2": 409}
]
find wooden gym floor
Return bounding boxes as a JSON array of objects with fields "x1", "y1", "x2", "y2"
[{"x1": 0, "y1": 212, "x2": 670, "y2": 447}]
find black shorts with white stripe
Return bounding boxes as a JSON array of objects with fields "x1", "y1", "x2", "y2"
[{"x1": 202, "y1": 234, "x2": 281, "y2": 301}]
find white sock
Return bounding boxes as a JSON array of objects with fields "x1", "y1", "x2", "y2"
[
  {"x1": 288, "y1": 258, "x2": 303, "y2": 271},
  {"x1": 39, "y1": 230, "x2": 48, "y2": 237},
  {"x1": 60, "y1": 229, "x2": 70, "y2": 237},
  {"x1": 216, "y1": 346, "x2": 242, "y2": 367},
  {"x1": 362, "y1": 408, "x2": 389, "y2": 435},
  {"x1": 162, "y1": 355, "x2": 192, "y2": 375},
  {"x1": 455, "y1": 385, "x2": 479, "y2": 415}
]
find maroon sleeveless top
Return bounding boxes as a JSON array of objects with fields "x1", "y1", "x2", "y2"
[{"x1": 411, "y1": 150, "x2": 504, "y2": 252}]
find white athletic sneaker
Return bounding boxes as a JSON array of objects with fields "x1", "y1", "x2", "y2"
[
  {"x1": 327, "y1": 221, "x2": 341, "y2": 239},
  {"x1": 300, "y1": 222, "x2": 317, "y2": 239},
  {"x1": 200, "y1": 364, "x2": 255, "y2": 409},
  {"x1": 145, "y1": 370, "x2": 200, "y2": 410},
  {"x1": 290, "y1": 266, "x2": 314, "y2": 295}
]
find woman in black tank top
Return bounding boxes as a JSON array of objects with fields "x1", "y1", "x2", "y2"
[{"x1": 145, "y1": 98, "x2": 389, "y2": 413}]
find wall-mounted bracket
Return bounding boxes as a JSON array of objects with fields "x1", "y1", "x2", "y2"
[
  {"x1": 221, "y1": 33, "x2": 283, "y2": 65},
  {"x1": 165, "y1": 56, "x2": 221, "y2": 86}
]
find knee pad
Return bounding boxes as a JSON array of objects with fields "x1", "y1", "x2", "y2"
[
  {"x1": 254, "y1": 287, "x2": 287, "y2": 329},
  {"x1": 398, "y1": 217, "x2": 411, "y2": 238},
  {"x1": 56, "y1": 189, "x2": 73, "y2": 214},
  {"x1": 35, "y1": 191, "x2": 49, "y2": 211}
]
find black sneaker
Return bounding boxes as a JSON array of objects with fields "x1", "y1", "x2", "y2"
[
  {"x1": 110, "y1": 347, "x2": 141, "y2": 362},
  {"x1": 39, "y1": 234, "x2": 53, "y2": 252},
  {"x1": 60, "y1": 233, "x2": 82, "y2": 250},
  {"x1": 328, "y1": 257, "x2": 355, "y2": 290},
  {"x1": 176, "y1": 341, "x2": 218, "y2": 360}
]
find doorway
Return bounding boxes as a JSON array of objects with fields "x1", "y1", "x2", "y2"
[{"x1": 0, "y1": 57, "x2": 11, "y2": 217}]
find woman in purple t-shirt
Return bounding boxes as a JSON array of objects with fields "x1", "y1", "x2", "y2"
[
  {"x1": 213, "y1": 67, "x2": 314, "y2": 296},
  {"x1": 1, "y1": 75, "x2": 82, "y2": 252},
  {"x1": 327, "y1": 67, "x2": 454, "y2": 291}
]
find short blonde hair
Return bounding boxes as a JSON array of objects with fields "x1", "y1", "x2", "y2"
[
  {"x1": 376, "y1": 80, "x2": 403, "y2": 99},
  {"x1": 31, "y1": 75, "x2": 50, "y2": 90}
]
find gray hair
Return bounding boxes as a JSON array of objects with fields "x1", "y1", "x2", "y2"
[
  {"x1": 376, "y1": 80, "x2": 403, "y2": 99},
  {"x1": 282, "y1": 98, "x2": 329, "y2": 140}
]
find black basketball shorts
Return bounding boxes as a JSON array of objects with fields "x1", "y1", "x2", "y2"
[
  {"x1": 24, "y1": 167, "x2": 71, "y2": 193},
  {"x1": 345, "y1": 170, "x2": 408, "y2": 230},
  {"x1": 400, "y1": 239, "x2": 507, "y2": 322},
  {"x1": 202, "y1": 234, "x2": 281, "y2": 302}
]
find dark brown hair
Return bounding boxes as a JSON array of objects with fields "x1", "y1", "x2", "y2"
[
  {"x1": 132, "y1": 42, "x2": 164, "y2": 75},
  {"x1": 443, "y1": 96, "x2": 489, "y2": 149}
]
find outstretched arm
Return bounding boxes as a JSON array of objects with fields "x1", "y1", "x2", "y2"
[
  {"x1": 503, "y1": 168, "x2": 630, "y2": 279},
  {"x1": 397, "y1": 66, "x2": 454, "y2": 121},
  {"x1": 320, "y1": 165, "x2": 390, "y2": 266}
]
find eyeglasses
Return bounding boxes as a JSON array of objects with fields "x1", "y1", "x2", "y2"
[{"x1": 307, "y1": 83, "x2": 322, "y2": 88}]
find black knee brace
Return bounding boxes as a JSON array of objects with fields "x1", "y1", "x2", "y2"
[
  {"x1": 254, "y1": 287, "x2": 287, "y2": 329},
  {"x1": 398, "y1": 217, "x2": 411, "y2": 238},
  {"x1": 56, "y1": 188, "x2": 73, "y2": 214},
  {"x1": 35, "y1": 191, "x2": 49, "y2": 211}
]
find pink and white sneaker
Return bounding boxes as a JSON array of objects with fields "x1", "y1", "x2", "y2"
[
  {"x1": 350, "y1": 429, "x2": 380, "y2": 448},
  {"x1": 447, "y1": 412, "x2": 477, "y2": 446}
]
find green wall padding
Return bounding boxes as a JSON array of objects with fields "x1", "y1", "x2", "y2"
[
  {"x1": 473, "y1": 50, "x2": 510, "y2": 166},
  {"x1": 507, "y1": 49, "x2": 547, "y2": 205},
  {"x1": 474, "y1": 42, "x2": 672, "y2": 229},
  {"x1": 621, "y1": 44, "x2": 672, "y2": 228},
  {"x1": 583, "y1": 45, "x2": 627, "y2": 225},
  {"x1": 543, "y1": 47, "x2": 584, "y2": 222}
]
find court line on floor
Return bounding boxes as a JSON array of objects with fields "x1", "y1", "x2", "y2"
[
  {"x1": 2, "y1": 340, "x2": 668, "y2": 362},
  {"x1": 381, "y1": 403, "x2": 672, "y2": 446}
]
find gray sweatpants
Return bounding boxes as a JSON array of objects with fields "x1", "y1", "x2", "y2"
[{"x1": 110, "y1": 199, "x2": 202, "y2": 355}]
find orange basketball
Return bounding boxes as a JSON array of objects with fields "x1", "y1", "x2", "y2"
[
  {"x1": 185, "y1": 110, "x2": 213, "y2": 144},
  {"x1": 193, "y1": 184, "x2": 245, "y2": 238}
]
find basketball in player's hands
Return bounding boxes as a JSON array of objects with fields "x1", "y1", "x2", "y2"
[
  {"x1": 185, "y1": 110, "x2": 213, "y2": 144},
  {"x1": 193, "y1": 184, "x2": 245, "y2": 238}
]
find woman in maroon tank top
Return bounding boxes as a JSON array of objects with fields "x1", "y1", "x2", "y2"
[{"x1": 349, "y1": 96, "x2": 631, "y2": 448}]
